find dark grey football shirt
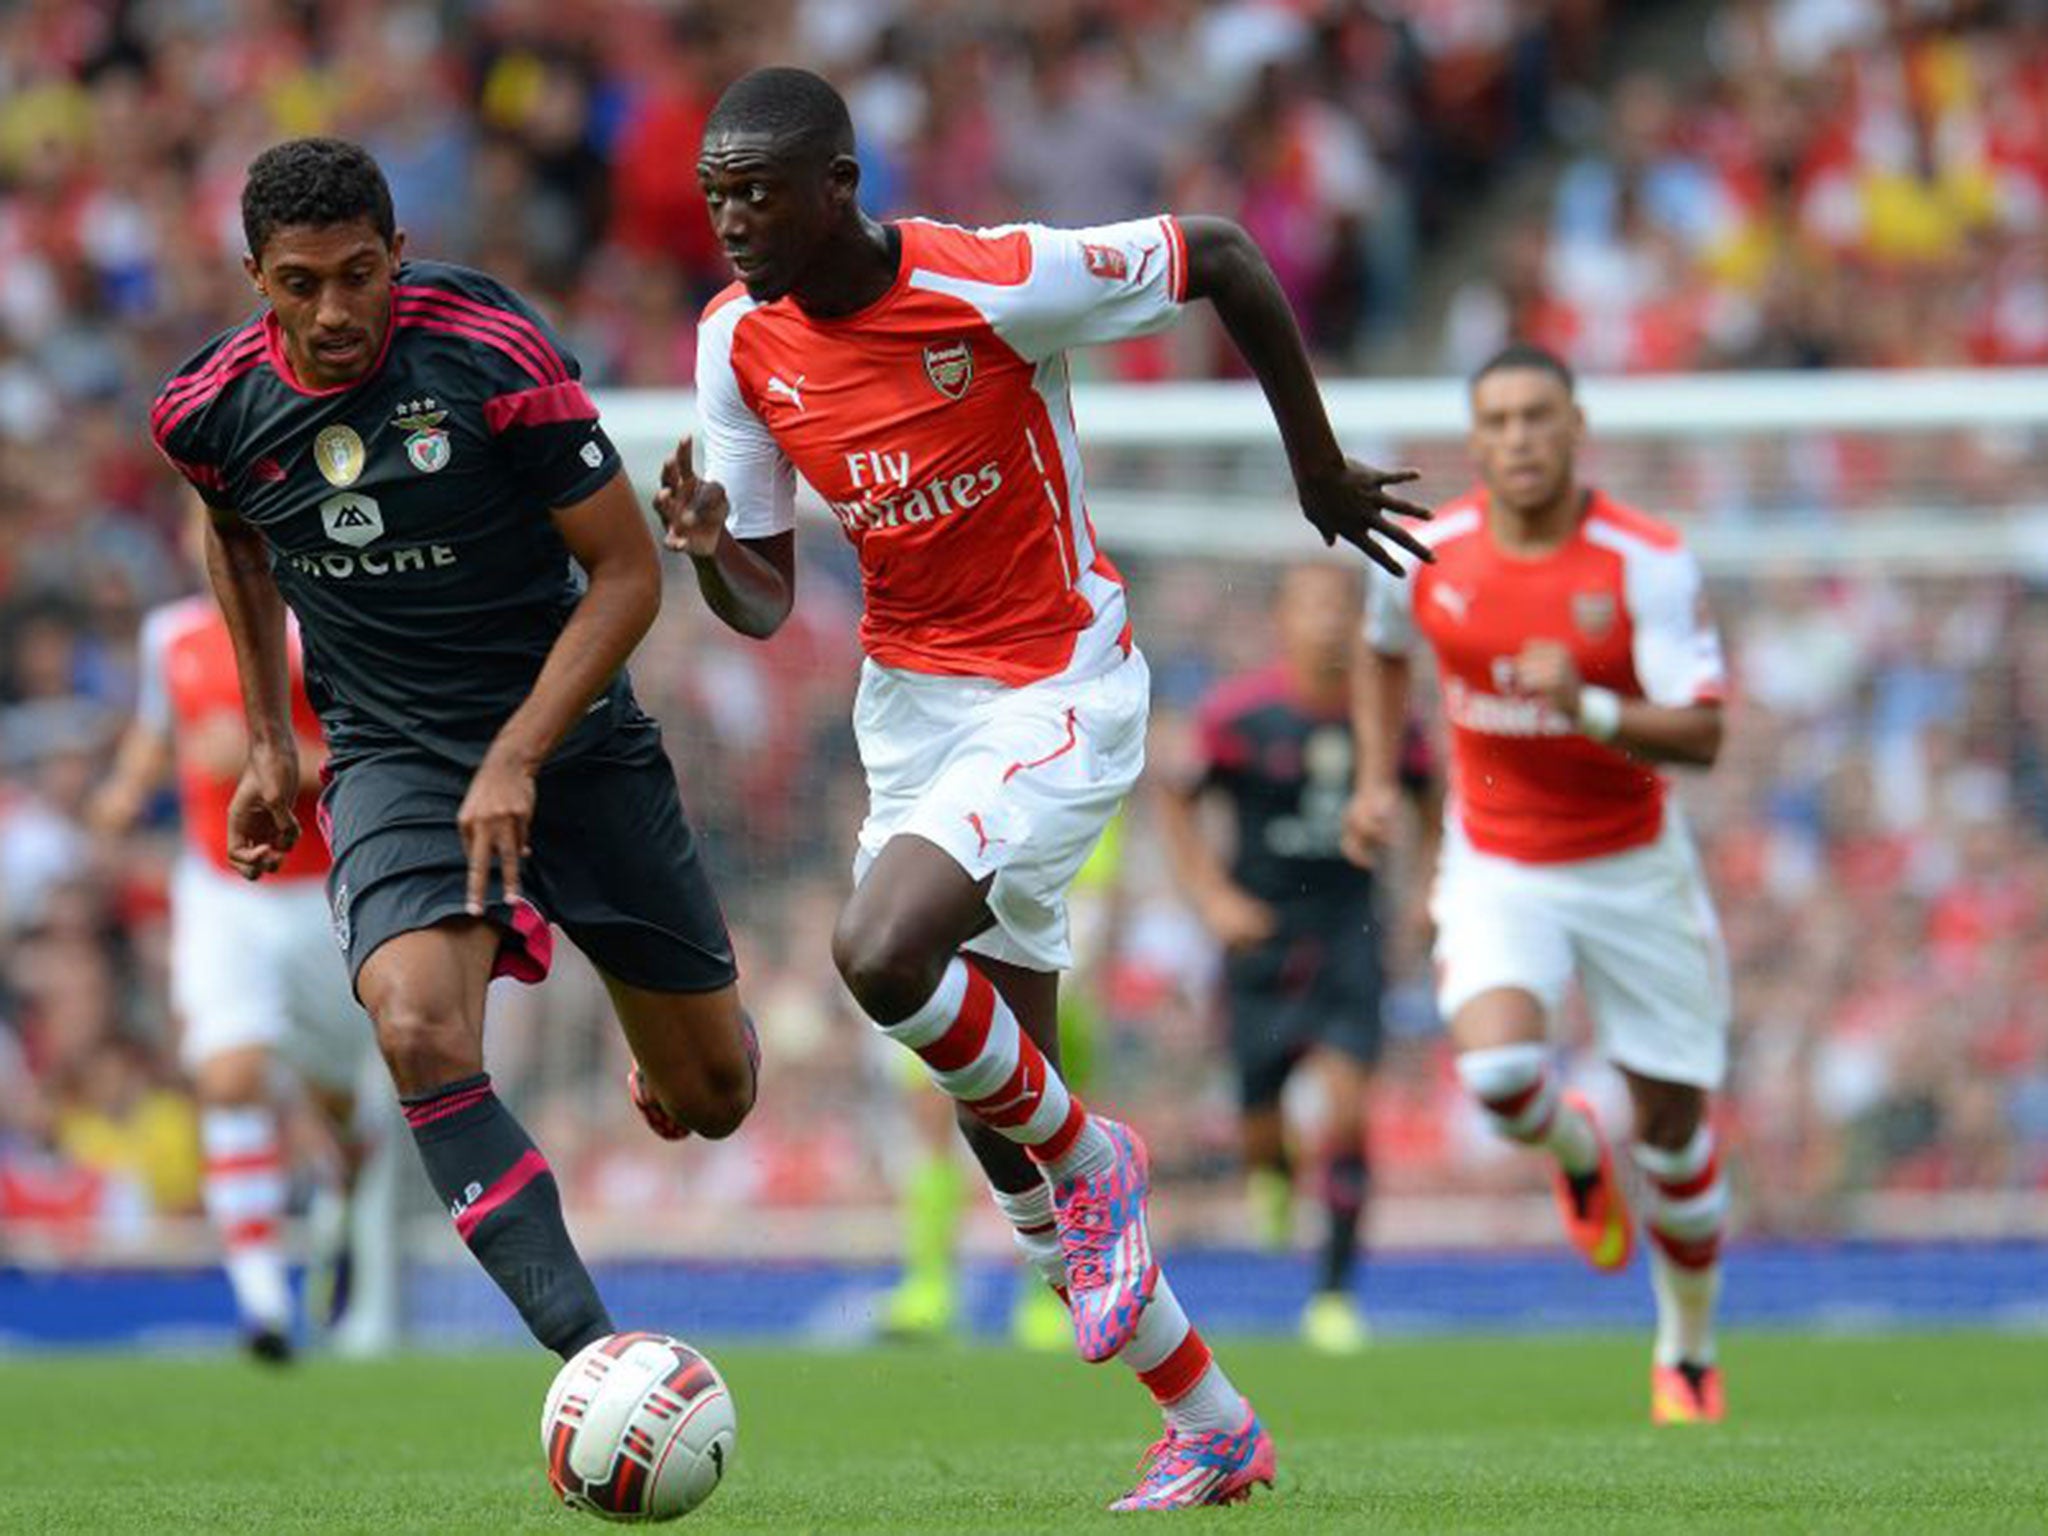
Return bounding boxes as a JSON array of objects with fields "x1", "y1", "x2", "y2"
[
  {"x1": 151, "y1": 260, "x2": 634, "y2": 767},
  {"x1": 1192, "y1": 663, "x2": 1376, "y2": 922}
]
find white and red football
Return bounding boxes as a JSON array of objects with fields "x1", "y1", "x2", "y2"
[{"x1": 540, "y1": 1331, "x2": 736, "y2": 1522}]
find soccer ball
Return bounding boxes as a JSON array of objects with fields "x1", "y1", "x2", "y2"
[{"x1": 540, "y1": 1331, "x2": 736, "y2": 1521}]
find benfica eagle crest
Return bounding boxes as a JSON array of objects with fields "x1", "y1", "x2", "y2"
[{"x1": 394, "y1": 399, "x2": 451, "y2": 474}]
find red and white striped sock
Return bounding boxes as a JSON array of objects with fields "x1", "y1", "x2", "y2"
[
  {"x1": 1118, "y1": 1278, "x2": 1243, "y2": 1435},
  {"x1": 1634, "y1": 1125, "x2": 1728, "y2": 1366},
  {"x1": 990, "y1": 1181, "x2": 1240, "y2": 1435},
  {"x1": 881, "y1": 958, "x2": 1110, "y2": 1182},
  {"x1": 201, "y1": 1105, "x2": 291, "y2": 1332},
  {"x1": 1456, "y1": 1044, "x2": 1599, "y2": 1175},
  {"x1": 991, "y1": 1181, "x2": 1067, "y2": 1295}
]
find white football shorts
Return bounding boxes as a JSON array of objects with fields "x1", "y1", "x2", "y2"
[
  {"x1": 1430, "y1": 806, "x2": 1731, "y2": 1088},
  {"x1": 170, "y1": 854, "x2": 371, "y2": 1091},
  {"x1": 852, "y1": 648, "x2": 1149, "y2": 972}
]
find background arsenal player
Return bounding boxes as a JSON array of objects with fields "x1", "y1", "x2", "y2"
[
  {"x1": 88, "y1": 544, "x2": 394, "y2": 1362},
  {"x1": 658, "y1": 66, "x2": 1431, "y2": 1511},
  {"x1": 1345, "y1": 342, "x2": 1733, "y2": 1426}
]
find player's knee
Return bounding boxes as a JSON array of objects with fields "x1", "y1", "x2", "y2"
[
  {"x1": 370, "y1": 1000, "x2": 474, "y2": 1096},
  {"x1": 1320, "y1": 1102, "x2": 1369, "y2": 1153},
  {"x1": 642, "y1": 1047, "x2": 754, "y2": 1140},
  {"x1": 691, "y1": 1057, "x2": 756, "y2": 1141},
  {"x1": 1241, "y1": 1110, "x2": 1288, "y2": 1169},
  {"x1": 830, "y1": 910, "x2": 941, "y2": 1023},
  {"x1": 191, "y1": 1047, "x2": 271, "y2": 1108},
  {"x1": 1633, "y1": 1088, "x2": 1705, "y2": 1151}
]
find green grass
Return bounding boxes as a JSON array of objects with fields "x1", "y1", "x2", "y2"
[{"x1": 1, "y1": 1334, "x2": 2043, "y2": 1533}]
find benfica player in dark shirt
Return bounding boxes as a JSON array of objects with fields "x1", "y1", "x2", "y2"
[
  {"x1": 1158, "y1": 563, "x2": 1433, "y2": 1353},
  {"x1": 150, "y1": 138, "x2": 755, "y2": 1362}
]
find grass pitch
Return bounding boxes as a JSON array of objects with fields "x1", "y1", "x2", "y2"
[{"x1": 1, "y1": 1333, "x2": 2042, "y2": 1533}]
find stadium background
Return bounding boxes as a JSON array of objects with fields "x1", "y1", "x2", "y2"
[{"x1": 1, "y1": 0, "x2": 2045, "y2": 1346}]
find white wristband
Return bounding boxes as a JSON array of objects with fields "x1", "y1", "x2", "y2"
[{"x1": 1577, "y1": 685, "x2": 1623, "y2": 742}]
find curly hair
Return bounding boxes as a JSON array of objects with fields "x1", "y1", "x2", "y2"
[{"x1": 241, "y1": 138, "x2": 396, "y2": 260}]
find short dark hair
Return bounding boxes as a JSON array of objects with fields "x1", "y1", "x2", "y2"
[
  {"x1": 703, "y1": 67, "x2": 854, "y2": 162},
  {"x1": 241, "y1": 138, "x2": 395, "y2": 260},
  {"x1": 1470, "y1": 341, "x2": 1576, "y2": 395}
]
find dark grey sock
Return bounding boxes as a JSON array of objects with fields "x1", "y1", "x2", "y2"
[
  {"x1": 1317, "y1": 1148, "x2": 1368, "y2": 1295},
  {"x1": 402, "y1": 1073, "x2": 613, "y2": 1358}
]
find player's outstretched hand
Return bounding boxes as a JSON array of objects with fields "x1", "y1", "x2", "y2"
[
  {"x1": 1298, "y1": 458, "x2": 1434, "y2": 576},
  {"x1": 226, "y1": 748, "x2": 301, "y2": 880},
  {"x1": 459, "y1": 750, "x2": 536, "y2": 918},
  {"x1": 1340, "y1": 783, "x2": 1401, "y2": 868},
  {"x1": 653, "y1": 435, "x2": 730, "y2": 559}
]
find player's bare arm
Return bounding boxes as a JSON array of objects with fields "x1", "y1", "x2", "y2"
[
  {"x1": 1180, "y1": 216, "x2": 1432, "y2": 575},
  {"x1": 653, "y1": 433, "x2": 794, "y2": 639},
  {"x1": 1153, "y1": 771, "x2": 1279, "y2": 952},
  {"x1": 86, "y1": 718, "x2": 172, "y2": 837},
  {"x1": 458, "y1": 469, "x2": 663, "y2": 915},
  {"x1": 89, "y1": 699, "x2": 319, "y2": 852},
  {"x1": 1342, "y1": 640, "x2": 1414, "y2": 867},
  {"x1": 1509, "y1": 640, "x2": 1723, "y2": 767},
  {"x1": 204, "y1": 505, "x2": 303, "y2": 878}
]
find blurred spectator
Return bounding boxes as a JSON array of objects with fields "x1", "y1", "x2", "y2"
[
  {"x1": 1447, "y1": 0, "x2": 2048, "y2": 373},
  {"x1": 53, "y1": 1033, "x2": 200, "y2": 1220}
]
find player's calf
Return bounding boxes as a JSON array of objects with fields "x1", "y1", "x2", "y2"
[
  {"x1": 873, "y1": 957, "x2": 1149, "y2": 1355},
  {"x1": 1454, "y1": 1042, "x2": 1598, "y2": 1167},
  {"x1": 628, "y1": 1013, "x2": 760, "y2": 1142},
  {"x1": 993, "y1": 1179, "x2": 1267, "y2": 1503},
  {"x1": 1313, "y1": 1141, "x2": 1368, "y2": 1292},
  {"x1": 1634, "y1": 1122, "x2": 1728, "y2": 1398},
  {"x1": 1456, "y1": 1046, "x2": 1630, "y2": 1271},
  {"x1": 1634, "y1": 1125, "x2": 1726, "y2": 1269},
  {"x1": 198, "y1": 1099, "x2": 294, "y2": 1348},
  {"x1": 843, "y1": 862, "x2": 1155, "y2": 1354},
  {"x1": 403, "y1": 1070, "x2": 614, "y2": 1358},
  {"x1": 874, "y1": 957, "x2": 1090, "y2": 1152}
]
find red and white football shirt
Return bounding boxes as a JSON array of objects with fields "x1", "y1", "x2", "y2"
[
  {"x1": 136, "y1": 595, "x2": 331, "y2": 881},
  {"x1": 1367, "y1": 488, "x2": 1725, "y2": 864},
  {"x1": 697, "y1": 216, "x2": 1191, "y2": 687}
]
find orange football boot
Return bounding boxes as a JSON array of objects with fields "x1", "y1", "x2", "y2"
[
  {"x1": 1651, "y1": 1361, "x2": 1725, "y2": 1424},
  {"x1": 1552, "y1": 1091, "x2": 1633, "y2": 1272}
]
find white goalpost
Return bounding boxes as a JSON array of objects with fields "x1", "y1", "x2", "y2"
[{"x1": 599, "y1": 369, "x2": 2048, "y2": 575}]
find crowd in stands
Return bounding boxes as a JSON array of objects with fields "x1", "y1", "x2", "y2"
[
  {"x1": 1, "y1": 1, "x2": 2043, "y2": 1253},
  {"x1": 1445, "y1": 0, "x2": 2048, "y2": 372}
]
